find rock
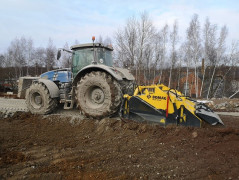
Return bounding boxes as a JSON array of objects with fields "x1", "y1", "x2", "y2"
[
  {"x1": 233, "y1": 103, "x2": 239, "y2": 108},
  {"x1": 192, "y1": 131, "x2": 198, "y2": 138}
]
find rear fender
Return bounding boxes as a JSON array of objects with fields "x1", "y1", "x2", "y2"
[
  {"x1": 73, "y1": 64, "x2": 123, "y2": 85},
  {"x1": 38, "y1": 79, "x2": 59, "y2": 98},
  {"x1": 114, "y1": 67, "x2": 135, "y2": 81}
]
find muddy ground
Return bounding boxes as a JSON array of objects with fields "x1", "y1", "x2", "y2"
[{"x1": 0, "y1": 113, "x2": 239, "y2": 180}]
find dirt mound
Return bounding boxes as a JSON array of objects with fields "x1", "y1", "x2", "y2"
[
  {"x1": 0, "y1": 113, "x2": 239, "y2": 179},
  {"x1": 210, "y1": 98, "x2": 239, "y2": 112}
]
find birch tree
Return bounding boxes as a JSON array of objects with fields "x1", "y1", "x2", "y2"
[
  {"x1": 168, "y1": 20, "x2": 178, "y2": 87},
  {"x1": 115, "y1": 16, "x2": 137, "y2": 68},
  {"x1": 184, "y1": 42, "x2": 192, "y2": 96},
  {"x1": 7, "y1": 37, "x2": 27, "y2": 78},
  {"x1": 26, "y1": 38, "x2": 34, "y2": 75},
  {"x1": 207, "y1": 25, "x2": 228, "y2": 99},
  {"x1": 34, "y1": 47, "x2": 46, "y2": 75},
  {"x1": 115, "y1": 12, "x2": 155, "y2": 84},
  {"x1": 152, "y1": 32, "x2": 163, "y2": 83},
  {"x1": 201, "y1": 18, "x2": 217, "y2": 97},
  {"x1": 176, "y1": 45, "x2": 184, "y2": 89},
  {"x1": 136, "y1": 11, "x2": 155, "y2": 84},
  {"x1": 61, "y1": 42, "x2": 71, "y2": 68},
  {"x1": 158, "y1": 24, "x2": 169, "y2": 84},
  {"x1": 213, "y1": 41, "x2": 239, "y2": 97},
  {"x1": 186, "y1": 14, "x2": 201, "y2": 98},
  {"x1": 45, "y1": 38, "x2": 56, "y2": 71},
  {"x1": 0, "y1": 54, "x2": 5, "y2": 67}
]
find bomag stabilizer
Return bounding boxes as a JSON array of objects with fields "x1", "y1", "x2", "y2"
[{"x1": 120, "y1": 84, "x2": 224, "y2": 127}]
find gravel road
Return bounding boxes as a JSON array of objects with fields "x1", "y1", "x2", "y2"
[
  {"x1": 0, "y1": 98, "x2": 238, "y2": 118},
  {"x1": 0, "y1": 98, "x2": 28, "y2": 112},
  {"x1": 0, "y1": 98, "x2": 84, "y2": 118},
  {"x1": 216, "y1": 112, "x2": 239, "y2": 117}
]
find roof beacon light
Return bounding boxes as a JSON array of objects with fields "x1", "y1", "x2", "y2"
[{"x1": 92, "y1": 36, "x2": 95, "y2": 42}]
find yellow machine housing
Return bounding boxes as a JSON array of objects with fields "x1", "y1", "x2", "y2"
[{"x1": 121, "y1": 84, "x2": 224, "y2": 127}]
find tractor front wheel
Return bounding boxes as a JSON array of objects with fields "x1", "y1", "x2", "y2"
[{"x1": 25, "y1": 83, "x2": 58, "y2": 114}]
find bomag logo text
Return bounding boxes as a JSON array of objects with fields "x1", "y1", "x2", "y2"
[{"x1": 152, "y1": 96, "x2": 166, "y2": 100}]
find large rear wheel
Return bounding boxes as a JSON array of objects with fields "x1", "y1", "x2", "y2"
[
  {"x1": 25, "y1": 83, "x2": 58, "y2": 114},
  {"x1": 75, "y1": 71, "x2": 121, "y2": 119}
]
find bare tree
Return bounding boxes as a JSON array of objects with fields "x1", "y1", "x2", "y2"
[
  {"x1": 143, "y1": 43, "x2": 153, "y2": 84},
  {"x1": 34, "y1": 47, "x2": 46, "y2": 75},
  {"x1": 136, "y1": 11, "x2": 155, "y2": 84},
  {"x1": 158, "y1": 24, "x2": 169, "y2": 84},
  {"x1": 115, "y1": 15, "x2": 137, "y2": 68},
  {"x1": 7, "y1": 36, "x2": 28, "y2": 78},
  {"x1": 152, "y1": 32, "x2": 163, "y2": 83},
  {"x1": 213, "y1": 40, "x2": 239, "y2": 97},
  {"x1": 0, "y1": 54, "x2": 5, "y2": 67},
  {"x1": 61, "y1": 42, "x2": 71, "y2": 68},
  {"x1": 186, "y1": 14, "x2": 201, "y2": 98},
  {"x1": 200, "y1": 18, "x2": 217, "y2": 97},
  {"x1": 176, "y1": 45, "x2": 184, "y2": 89},
  {"x1": 97, "y1": 35, "x2": 103, "y2": 44},
  {"x1": 168, "y1": 20, "x2": 178, "y2": 87},
  {"x1": 183, "y1": 42, "x2": 192, "y2": 96},
  {"x1": 115, "y1": 12, "x2": 155, "y2": 84},
  {"x1": 97, "y1": 35, "x2": 112, "y2": 45},
  {"x1": 207, "y1": 25, "x2": 228, "y2": 99},
  {"x1": 45, "y1": 38, "x2": 56, "y2": 71},
  {"x1": 26, "y1": 38, "x2": 34, "y2": 75}
]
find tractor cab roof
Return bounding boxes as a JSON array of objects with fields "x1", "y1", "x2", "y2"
[{"x1": 70, "y1": 43, "x2": 113, "y2": 51}]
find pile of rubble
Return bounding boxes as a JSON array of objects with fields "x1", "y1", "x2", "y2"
[{"x1": 205, "y1": 98, "x2": 239, "y2": 112}]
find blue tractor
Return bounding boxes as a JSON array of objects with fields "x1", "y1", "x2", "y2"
[{"x1": 18, "y1": 38, "x2": 134, "y2": 118}]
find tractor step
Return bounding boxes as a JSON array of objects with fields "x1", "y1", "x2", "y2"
[{"x1": 64, "y1": 99, "x2": 74, "y2": 109}]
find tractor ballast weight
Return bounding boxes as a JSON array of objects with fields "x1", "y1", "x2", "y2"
[{"x1": 120, "y1": 84, "x2": 224, "y2": 127}]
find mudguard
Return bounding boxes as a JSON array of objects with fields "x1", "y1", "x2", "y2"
[
  {"x1": 73, "y1": 64, "x2": 135, "y2": 85},
  {"x1": 38, "y1": 79, "x2": 59, "y2": 98},
  {"x1": 114, "y1": 67, "x2": 135, "y2": 81}
]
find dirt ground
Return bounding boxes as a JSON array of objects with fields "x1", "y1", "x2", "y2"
[{"x1": 0, "y1": 113, "x2": 239, "y2": 180}]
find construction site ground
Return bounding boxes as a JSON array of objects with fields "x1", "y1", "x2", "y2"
[{"x1": 0, "y1": 98, "x2": 239, "y2": 179}]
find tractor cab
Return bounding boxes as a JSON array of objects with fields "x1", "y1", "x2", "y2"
[{"x1": 70, "y1": 43, "x2": 113, "y2": 78}]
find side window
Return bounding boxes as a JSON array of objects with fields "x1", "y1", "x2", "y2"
[
  {"x1": 105, "y1": 51, "x2": 113, "y2": 66},
  {"x1": 73, "y1": 52, "x2": 79, "y2": 67}
]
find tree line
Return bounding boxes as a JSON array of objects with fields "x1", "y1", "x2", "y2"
[
  {"x1": 0, "y1": 12, "x2": 238, "y2": 98},
  {"x1": 114, "y1": 12, "x2": 239, "y2": 98}
]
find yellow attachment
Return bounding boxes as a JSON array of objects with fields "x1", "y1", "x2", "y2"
[
  {"x1": 122, "y1": 83, "x2": 223, "y2": 127},
  {"x1": 132, "y1": 84, "x2": 196, "y2": 115},
  {"x1": 160, "y1": 118, "x2": 166, "y2": 124},
  {"x1": 180, "y1": 106, "x2": 186, "y2": 123}
]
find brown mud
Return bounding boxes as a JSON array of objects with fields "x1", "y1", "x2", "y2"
[{"x1": 0, "y1": 113, "x2": 239, "y2": 179}]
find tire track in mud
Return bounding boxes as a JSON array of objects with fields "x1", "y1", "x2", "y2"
[
  {"x1": 1, "y1": 146, "x2": 83, "y2": 179},
  {"x1": 1, "y1": 112, "x2": 239, "y2": 179}
]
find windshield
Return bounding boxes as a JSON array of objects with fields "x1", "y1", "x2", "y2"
[{"x1": 72, "y1": 49, "x2": 94, "y2": 70}]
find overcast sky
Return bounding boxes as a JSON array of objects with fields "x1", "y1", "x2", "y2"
[{"x1": 0, "y1": 0, "x2": 239, "y2": 53}]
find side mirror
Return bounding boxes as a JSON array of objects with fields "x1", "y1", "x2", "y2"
[{"x1": 57, "y1": 49, "x2": 61, "y2": 60}]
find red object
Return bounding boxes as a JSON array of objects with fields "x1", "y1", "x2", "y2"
[{"x1": 166, "y1": 95, "x2": 169, "y2": 118}]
